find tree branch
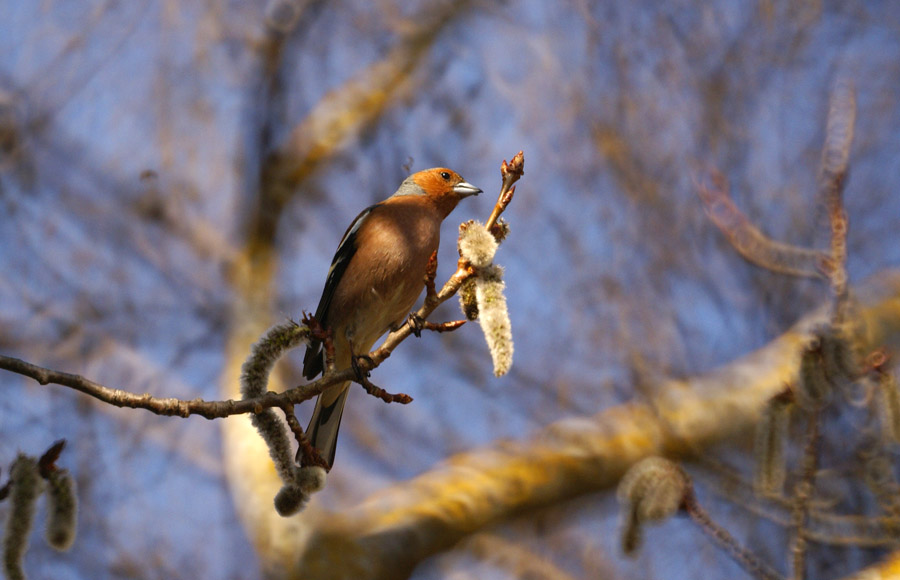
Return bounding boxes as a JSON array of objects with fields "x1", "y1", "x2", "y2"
[
  {"x1": 0, "y1": 246, "x2": 479, "y2": 420},
  {"x1": 0, "y1": 353, "x2": 327, "y2": 419},
  {"x1": 695, "y1": 170, "x2": 827, "y2": 279},
  {"x1": 293, "y1": 270, "x2": 900, "y2": 580}
]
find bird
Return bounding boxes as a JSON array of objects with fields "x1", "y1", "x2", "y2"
[{"x1": 301, "y1": 167, "x2": 482, "y2": 469}]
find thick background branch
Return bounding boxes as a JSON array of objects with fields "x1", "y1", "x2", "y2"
[{"x1": 294, "y1": 271, "x2": 900, "y2": 579}]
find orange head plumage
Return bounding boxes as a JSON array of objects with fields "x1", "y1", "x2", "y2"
[{"x1": 394, "y1": 167, "x2": 482, "y2": 217}]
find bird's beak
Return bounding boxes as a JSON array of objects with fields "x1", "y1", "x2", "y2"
[{"x1": 453, "y1": 181, "x2": 482, "y2": 197}]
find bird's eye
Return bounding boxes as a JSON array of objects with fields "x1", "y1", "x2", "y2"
[{"x1": 440, "y1": 171, "x2": 451, "y2": 180}]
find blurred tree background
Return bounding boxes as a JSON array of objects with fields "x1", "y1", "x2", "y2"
[{"x1": 2, "y1": 0, "x2": 900, "y2": 578}]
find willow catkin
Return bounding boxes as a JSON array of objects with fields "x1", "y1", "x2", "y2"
[
  {"x1": 754, "y1": 394, "x2": 791, "y2": 496},
  {"x1": 44, "y1": 469, "x2": 77, "y2": 551},
  {"x1": 617, "y1": 457, "x2": 690, "y2": 555},
  {"x1": 877, "y1": 371, "x2": 900, "y2": 444},
  {"x1": 240, "y1": 321, "x2": 315, "y2": 514},
  {"x1": 458, "y1": 277, "x2": 479, "y2": 321},
  {"x1": 3, "y1": 455, "x2": 44, "y2": 580},
  {"x1": 474, "y1": 265, "x2": 513, "y2": 377},
  {"x1": 796, "y1": 337, "x2": 831, "y2": 409},
  {"x1": 458, "y1": 220, "x2": 498, "y2": 268}
]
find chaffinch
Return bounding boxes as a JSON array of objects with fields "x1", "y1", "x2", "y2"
[{"x1": 301, "y1": 167, "x2": 482, "y2": 468}]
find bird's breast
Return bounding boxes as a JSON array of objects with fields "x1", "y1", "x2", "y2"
[{"x1": 331, "y1": 203, "x2": 442, "y2": 348}]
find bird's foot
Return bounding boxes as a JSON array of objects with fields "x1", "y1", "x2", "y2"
[
  {"x1": 351, "y1": 354, "x2": 374, "y2": 381},
  {"x1": 408, "y1": 313, "x2": 425, "y2": 337},
  {"x1": 301, "y1": 312, "x2": 328, "y2": 341}
]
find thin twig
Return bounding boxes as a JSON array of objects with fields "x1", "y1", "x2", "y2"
[
  {"x1": 357, "y1": 375, "x2": 413, "y2": 404},
  {"x1": 819, "y1": 81, "x2": 855, "y2": 325},
  {"x1": 684, "y1": 491, "x2": 785, "y2": 580},
  {"x1": 485, "y1": 151, "x2": 523, "y2": 231},
  {"x1": 280, "y1": 403, "x2": 328, "y2": 469},
  {"x1": 280, "y1": 403, "x2": 306, "y2": 446},
  {"x1": 0, "y1": 353, "x2": 342, "y2": 419},
  {"x1": 695, "y1": 170, "x2": 826, "y2": 278},
  {"x1": 789, "y1": 408, "x2": 822, "y2": 580},
  {"x1": 694, "y1": 460, "x2": 900, "y2": 548},
  {"x1": 420, "y1": 320, "x2": 467, "y2": 333}
]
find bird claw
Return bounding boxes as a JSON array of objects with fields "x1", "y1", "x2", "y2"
[
  {"x1": 302, "y1": 312, "x2": 329, "y2": 342},
  {"x1": 351, "y1": 354, "x2": 374, "y2": 380},
  {"x1": 408, "y1": 313, "x2": 425, "y2": 337}
]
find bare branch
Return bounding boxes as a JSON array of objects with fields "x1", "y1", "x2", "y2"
[
  {"x1": 696, "y1": 170, "x2": 827, "y2": 278},
  {"x1": 819, "y1": 80, "x2": 856, "y2": 323},
  {"x1": 0, "y1": 353, "x2": 330, "y2": 419},
  {"x1": 419, "y1": 320, "x2": 467, "y2": 333},
  {"x1": 293, "y1": 271, "x2": 900, "y2": 579},
  {"x1": 697, "y1": 464, "x2": 900, "y2": 548},
  {"x1": 356, "y1": 374, "x2": 413, "y2": 405},
  {"x1": 789, "y1": 408, "x2": 822, "y2": 580},
  {"x1": 818, "y1": 80, "x2": 856, "y2": 209},
  {"x1": 485, "y1": 151, "x2": 524, "y2": 231},
  {"x1": 684, "y1": 490, "x2": 785, "y2": 580}
]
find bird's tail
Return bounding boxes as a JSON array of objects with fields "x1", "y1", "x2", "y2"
[{"x1": 300, "y1": 381, "x2": 350, "y2": 468}]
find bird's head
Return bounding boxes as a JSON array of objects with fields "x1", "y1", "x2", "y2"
[{"x1": 396, "y1": 167, "x2": 482, "y2": 216}]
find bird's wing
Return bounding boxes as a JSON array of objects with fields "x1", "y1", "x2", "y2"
[{"x1": 302, "y1": 204, "x2": 378, "y2": 379}]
